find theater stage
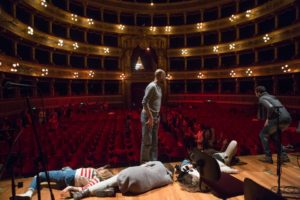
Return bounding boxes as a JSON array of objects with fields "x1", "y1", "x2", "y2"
[{"x1": 0, "y1": 154, "x2": 300, "y2": 200}]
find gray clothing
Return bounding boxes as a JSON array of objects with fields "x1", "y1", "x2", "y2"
[
  {"x1": 117, "y1": 161, "x2": 173, "y2": 194},
  {"x1": 142, "y1": 81, "x2": 162, "y2": 113},
  {"x1": 257, "y1": 92, "x2": 291, "y2": 126}
]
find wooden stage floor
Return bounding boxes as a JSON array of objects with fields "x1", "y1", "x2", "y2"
[{"x1": 1, "y1": 154, "x2": 300, "y2": 200}]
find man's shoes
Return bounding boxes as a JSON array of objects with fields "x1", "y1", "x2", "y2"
[
  {"x1": 94, "y1": 187, "x2": 116, "y2": 197},
  {"x1": 280, "y1": 155, "x2": 290, "y2": 163},
  {"x1": 258, "y1": 155, "x2": 273, "y2": 164},
  {"x1": 71, "y1": 189, "x2": 90, "y2": 200}
]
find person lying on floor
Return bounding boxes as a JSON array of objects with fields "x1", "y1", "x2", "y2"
[
  {"x1": 14, "y1": 165, "x2": 113, "y2": 199},
  {"x1": 177, "y1": 140, "x2": 239, "y2": 192},
  {"x1": 71, "y1": 161, "x2": 174, "y2": 200}
]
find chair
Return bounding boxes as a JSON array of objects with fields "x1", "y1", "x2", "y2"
[
  {"x1": 244, "y1": 178, "x2": 286, "y2": 200},
  {"x1": 191, "y1": 149, "x2": 244, "y2": 200}
]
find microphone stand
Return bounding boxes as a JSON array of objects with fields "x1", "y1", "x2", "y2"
[
  {"x1": 25, "y1": 94, "x2": 55, "y2": 200},
  {"x1": 275, "y1": 106, "x2": 282, "y2": 196}
]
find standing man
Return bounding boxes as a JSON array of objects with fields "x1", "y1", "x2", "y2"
[
  {"x1": 140, "y1": 69, "x2": 166, "y2": 163},
  {"x1": 255, "y1": 86, "x2": 291, "y2": 163}
]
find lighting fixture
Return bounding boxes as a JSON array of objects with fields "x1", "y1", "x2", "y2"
[
  {"x1": 10, "y1": 63, "x2": 19, "y2": 72},
  {"x1": 263, "y1": 34, "x2": 270, "y2": 43},
  {"x1": 27, "y1": 26, "x2": 34, "y2": 35},
  {"x1": 165, "y1": 26, "x2": 171, "y2": 32},
  {"x1": 213, "y1": 46, "x2": 219, "y2": 53},
  {"x1": 196, "y1": 22, "x2": 203, "y2": 30},
  {"x1": 118, "y1": 24, "x2": 125, "y2": 30},
  {"x1": 89, "y1": 70, "x2": 95, "y2": 78},
  {"x1": 73, "y1": 72, "x2": 79, "y2": 78},
  {"x1": 40, "y1": 0, "x2": 47, "y2": 7},
  {"x1": 230, "y1": 70, "x2": 236, "y2": 77},
  {"x1": 181, "y1": 49, "x2": 188, "y2": 55},
  {"x1": 58, "y1": 39, "x2": 64, "y2": 47},
  {"x1": 246, "y1": 10, "x2": 252, "y2": 18},
  {"x1": 197, "y1": 72, "x2": 204, "y2": 79},
  {"x1": 150, "y1": 26, "x2": 157, "y2": 32},
  {"x1": 71, "y1": 14, "x2": 78, "y2": 22},
  {"x1": 229, "y1": 43, "x2": 236, "y2": 50},
  {"x1": 41, "y1": 68, "x2": 48, "y2": 76},
  {"x1": 73, "y1": 42, "x2": 79, "y2": 50},
  {"x1": 120, "y1": 73, "x2": 126, "y2": 80},
  {"x1": 245, "y1": 68, "x2": 253, "y2": 76},
  {"x1": 281, "y1": 64, "x2": 291, "y2": 73},
  {"x1": 87, "y1": 18, "x2": 94, "y2": 25},
  {"x1": 229, "y1": 14, "x2": 237, "y2": 22},
  {"x1": 104, "y1": 48, "x2": 110, "y2": 54}
]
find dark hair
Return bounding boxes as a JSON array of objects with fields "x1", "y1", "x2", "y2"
[
  {"x1": 255, "y1": 86, "x2": 266, "y2": 94},
  {"x1": 164, "y1": 163, "x2": 175, "y2": 177}
]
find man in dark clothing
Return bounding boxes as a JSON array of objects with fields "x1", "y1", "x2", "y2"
[{"x1": 255, "y1": 86, "x2": 291, "y2": 164}]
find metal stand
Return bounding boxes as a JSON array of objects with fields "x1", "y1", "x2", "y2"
[
  {"x1": 25, "y1": 96, "x2": 55, "y2": 200},
  {"x1": 275, "y1": 106, "x2": 282, "y2": 196}
]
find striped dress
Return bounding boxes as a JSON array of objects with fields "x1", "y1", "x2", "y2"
[{"x1": 74, "y1": 168, "x2": 101, "y2": 190}]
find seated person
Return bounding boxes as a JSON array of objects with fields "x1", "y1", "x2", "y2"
[
  {"x1": 177, "y1": 140, "x2": 239, "y2": 192},
  {"x1": 15, "y1": 166, "x2": 113, "y2": 199},
  {"x1": 72, "y1": 161, "x2": 174, "y2": 200}
]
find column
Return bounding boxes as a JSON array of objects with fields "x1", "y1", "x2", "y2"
[
  {"x1": 201, "y1": 57, "x2": 204, "y2": 69},
  {"x1": 49, "y1": 21, "x2": 53, "y2": 34},
  {"x1": 102, "y1": 80, "x2": 105, "y2": 95},
  {"x1": 66, "y1": 27, "x2": 70, "y2": 39},
  {"x1": 236, "y1": 27, "x2": 240, "y2": 40},
  {"x1": 66, "y1": 0, "x2": 70, "y2": 11},
  {"x1": 32, "y1": 78, "x2": 38, "y2": 97},
  {"x1": 254, "y1": 23, "x2": 258, "y2": 35},
  {"x1": 68, "y1": 80, "x2": 72, "y2": 96},
  {"x1": 272, "y1": 76, "x2": 278, "y2": 95},
  {"x1": 201, "y1": 80, "x2": 204, "y2": 93},
  {"x1": 67, "y1": 54, "x2": 70, "y2": 67},
  {"x1": 184, "y1": 80, "x2": 187, "y2": 93},
  {"x1": 296, "y1": 4, "x2": 299, "y2": 21},
  {"x1": 84, "y1": 31, "x2": 87, "y2": 43},
  {"x1": 218, "y1": 79, "x2": 222, "y2": 94},
  {"x1": 236, "y1": 54, "x2": 240, "y2": 65},
  {"x1": 274, "y1": 47, "x2": 278, "y2": 60},
  {"x1": 84, "y1": 56, "x2": 88, "y2": 68},
  {"x1": 12, "y1": 3, "x2": 17, "y2": 18},
  {"x1": 49, "y1": 51, "x2": 53, "y2": 64},
  {"x1": 274, "y1": 14, "x2": 278, "y2": 29},
  {"x1": 218, "y1": 56, "x2": 221, "y2": 68},
  {"x1": 30, "y1": 14, "x2": 34, "y2": 27},
  {"x1": 183, "y1": 12, "x2": 187, "y2": 25},
  {"x1": 235, "y1": 78, "x2": 240, "y2": 94},
  {"x1": 50, "y1": 79, "x2": 55, "y2": 97},
  {"x1": 83, "y1": 3, "x2": 87, "y2": 17},
  {"x1": 236, "y1": 0, "x2": 240, "y2": 13},
  {"x1": 101, "y1": 57, "x2": 104, "y2": 70},
  {"x1": 84, "y1": 80, "x2": 88, "y2": 95}
]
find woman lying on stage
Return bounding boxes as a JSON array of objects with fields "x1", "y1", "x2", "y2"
[
  {"x1": 14, "y1": 165, "x2": 113, "y2": 199},
  {"x1": 177, "y1": 140, "x2": 239, "y2": 192}
]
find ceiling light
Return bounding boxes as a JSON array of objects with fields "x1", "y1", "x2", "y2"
[
  {"x1": 87, "y1": 18, "x2": 94, "y2": 25},
  {"x1": 58, "y1": 39, "x2": 64, "y2": 47},
  {"x1": 73, "y1": 42, "x2": 79, "y2": 50},
  {"x1": 165, "y1": 26, "x2": 171, "y2": 32},
  {"x1": 229, "y1": 14, "x2": 237, "y2": 22},
  {"x1": 281, "y1": 64, "x2": 291, "y2": 73},
  {"x1": 27, "y1": 26, "x2": 34, "y2": 35},
  {"x1": 40, "y1": 0, "x2": 47, "y2": 7},
  {"x1": 73, "y1": 72, "x2": 79, "y2": 78},
  {"x1": 120, "y1": 73, "x2": 126, "y2": 80},
  {"x1": 89, "y1": 70, "x2": 95, "y2": 78},
  {"x1": 229, "y1": 43, "x2": 236, "y2": 50},
  {"x1": 41, "y1": 68, "x2": 48, "y2": 76},
  {"x1": 150, "y1": 26, "x2": 157, "y2": 32},
  {"x1": 246, "y1": 10, "x2": 252, "y2": 18},
  {"x1": 10, "y1": 63, "x2": 19, "y2": 72},
  {"x1": 104, "y1": 48, "x2": 110, "y2": 54},
  {"x1": 118, "y1": 24, "x2": 125, "y2": 30},
  {"x1": 197, "y1": 72, "x2": 204, "y2": 79},
  {"x1": 263, "y1": 34, "x2": 270, "y2": 43},
  {"x1": 181, "y1": 49, "x2": 188, "y2": 55},
  {"x1": 196, "y1": 22, "x2": 203, "y2": 30},
  {"x1": 230, "y1": 70, "x2": 236, "y2": 77},
  {"x1": 213, "y1": 46, "x2": 219, "y2": 53},
  {"x1": 245, "y1": 68, "x2": 253, "y2": 76},
  {"x1": 71, "y1": 14, "x2": 78, "y2": 22}
]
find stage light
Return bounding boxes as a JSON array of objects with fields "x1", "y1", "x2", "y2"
[
  {"x1": 89, "y1": 70, "x2": 95, "y2": 78},
  {"x1": 246, "y1": 10, "x2": 252, "y2": 18},
  {"x1": 196, "y1": 22, "x2": 203, "y2": 30},
  {"x1": 197, "y1": 72, "x2": 204, "y2": 79},
  {"x1": 87, "y1": 18, "x2": 94, "y2": 25},
  {"x1": 165, "y1": 26, "x2": 171, "y2": 32},
  {"x1": 40, "y1": 0, "x2": 47, "y2": 7},
  {"x1": 213, "y1": 46, "x2": 219, "y2": 53},
  {"x1": 120, "y1": 73, "x2": 126, "y2": 80},
  {"x1": 73, "y1": 42, "x2": 79, "y2": 50},
  {"x1": 71, "y1": 14, "x2": 78, "y2": 22},
  {"x1": 245, "y1": 68, "x2": 253, "y2": 76},
  {"x1": 10, "y1": 63, "x2": 19, "y2": 72},
  {"x1": 263, "y1": 34, "x2": 270, "y2": 43},
  {"x1": 41, "y1": 68, "x2": 48, "y2": 76},
  {"x1": 27, "y1": 26, "x2": 34, "y2": 35},
  {"x1": 281, "y1": 64, "x2": 291, "y2": 73},
  {"x1": 73, "y1": 72, "x2": 79, "y2": 78},
  {"x1": 181, "y1": 49, "x2": 188, "y2": 55},
  {"x1": 58, "y1": 39, "x2": 64, "y2": 47},
  {"x1": 150, "y1": 26, "x2": 157, "y2": 32},
  {"x1": 229, "y1": 43, "x2": 236, "y2": 50},
  {"x1": 229, "y1": 14, "x2": 237, "y2": 22},
  {"x1": 104, "y1": 48, "x2": 110, "y2": 54},
  {"x1": 230, "y1": 70, "x2": 236, "y2": 77},
  {"x1": 118, "y1": 24, "x2": 125, "y2": 30}
]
